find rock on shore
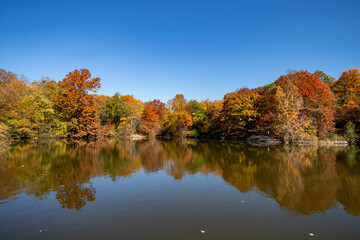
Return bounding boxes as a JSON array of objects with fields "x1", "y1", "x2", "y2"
[{"x1": 248, "y1": 135, "x2": 281, "y2": 146}]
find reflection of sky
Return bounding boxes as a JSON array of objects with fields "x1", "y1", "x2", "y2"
[{"x1": 1, "y1": 170, "x2": 360, "y2": 240}]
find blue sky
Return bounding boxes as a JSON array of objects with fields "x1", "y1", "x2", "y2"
[{"x1": 0, "y1": 0, "x2": 359, "y2": 102}]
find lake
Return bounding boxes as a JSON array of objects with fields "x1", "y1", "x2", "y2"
[{"x1": 0, "y1": 139, "x2": 360, "y2": 239}]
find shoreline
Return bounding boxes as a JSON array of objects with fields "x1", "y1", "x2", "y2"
[{"x1": 0, "y1": 134, "x2": 349, "y2": 147}]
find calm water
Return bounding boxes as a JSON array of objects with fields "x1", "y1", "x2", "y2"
[{"x1": 0, "y1": 139, "x2": 360, "y2": 240}]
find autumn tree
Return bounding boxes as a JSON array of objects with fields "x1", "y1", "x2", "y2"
[
  {"x1": 164, "y1": 94, "x2": 193, "y2": 136},
  {"x1": 272, "y1": 80, "x2": 306, "y2": 141},
  {"x1": 94, "y1": 94, "x2": 110, "y2": 115},
  {"x1": 0, "y1": 69, "x2": 28, "y2": 121},
  {"x1": 219, "y1": 88, "x2": 261, "y2": 136},
  {"x1": 332, "y1": 69, "x2": 360, "y2": 128},
  {"x1": 0, "y1": 69, "x2": 31, "y2": 138},
  {"x1": 140, "y1": 99, "x2": 165, "y2": 135},
  {"x1": 0, "y1": 122, "x2": 8, "y2": 139},
  {"x1": 332, "y1": 68, "x2": 360, "y2": 105},
  {"x1": 55, "y1": 69, "x2": 101, "y2": 138},
  {"x1": 275, "y1": 70, "x2": 335, "y2": 137},
  {"x1": 12, "y1": 77, "x2": 66, "y2": 138},
  {"x1": 167, "y1": 94, "x2": 187, "y2": 112},
  {"x1": 118, "y1": 94, "x2": 144, "y2": 135},
  {"x1": 202, "y1": 99, "x2": 223, "y2": 133}
]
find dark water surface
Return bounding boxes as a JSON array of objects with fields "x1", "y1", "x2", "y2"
[{"x1": 0, "y1": 139, "x2": 360, "y2": 240}]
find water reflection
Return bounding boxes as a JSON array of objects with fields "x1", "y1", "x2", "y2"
[{"x1": 0, "y1": 139, "x2": 359, "y2": 217}]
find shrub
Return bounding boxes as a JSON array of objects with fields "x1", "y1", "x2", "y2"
[{"x1": 344, "y1": 121, "x2": 358, "y2": 144}]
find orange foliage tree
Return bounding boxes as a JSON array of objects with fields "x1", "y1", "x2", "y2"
[
  {"x1": 275, "y1": 70, "x2": 336, "y2": 137},
  {"x1": 333, "y1": 68, "x2": 360, "y2": 105},
  {"x1": 332, "y1": 68, "x2": 360, "y2": 128},
  {"x1": 56, "y1": 69, "x2": 101, "y2": 138},
  {"x1": 0, "y1": 69, "x2": 30, "y2": 138},
  {"x1": 94, "y1": 94, "x2": 110, "y2": 116},
  {"x1": 0, "y1": 69, "x2": 28, "y2": 121},
  {"x1": 202, "y1": 99, "x2": 223, "y2": 132},
  {"x1": 140, "y1": 99, "x2": 165, "y2": 135}
]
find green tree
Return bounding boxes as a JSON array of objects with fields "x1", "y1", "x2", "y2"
[
  {"x1": 344, "y1": 121, "x2": 358, "y2": 144},
  {"x1": 101, "y1": 93, "x2": 131, "y2": 129},
  {"x1": 314, "y1": 70, "x2": 335, "y2": 85},
  {"x1": 186, "y1": 100, "x2": 211, "y2": 135},
  {"x1": 186, "y1": 100, "x2": 203, "y2": 114}
]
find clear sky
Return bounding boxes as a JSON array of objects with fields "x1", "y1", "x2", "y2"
[{"x1": 0, "y1": 0, "x2": 359, "y2": 102}]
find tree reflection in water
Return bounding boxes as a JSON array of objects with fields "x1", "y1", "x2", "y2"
[{"x1": 0, "y1": 139, "x2": 359, "y2": 217}]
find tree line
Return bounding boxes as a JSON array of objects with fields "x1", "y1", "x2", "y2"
[{"x1": 0, "y1": 68, "x2": 359, "y2": 142}]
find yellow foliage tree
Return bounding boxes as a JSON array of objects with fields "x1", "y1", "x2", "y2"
[
  {"x1": 165, "y1": 94, "x2": 193, "y2": 136},
  {"x1": 118, "y1": 94, "x2": 144, "y2": 135},
  {"x1": 272, "y1": 81, "x2": 306, "y2": 141},
  {"x1": 220, "y1": 88, "x2": 260, "y2": 135}
]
